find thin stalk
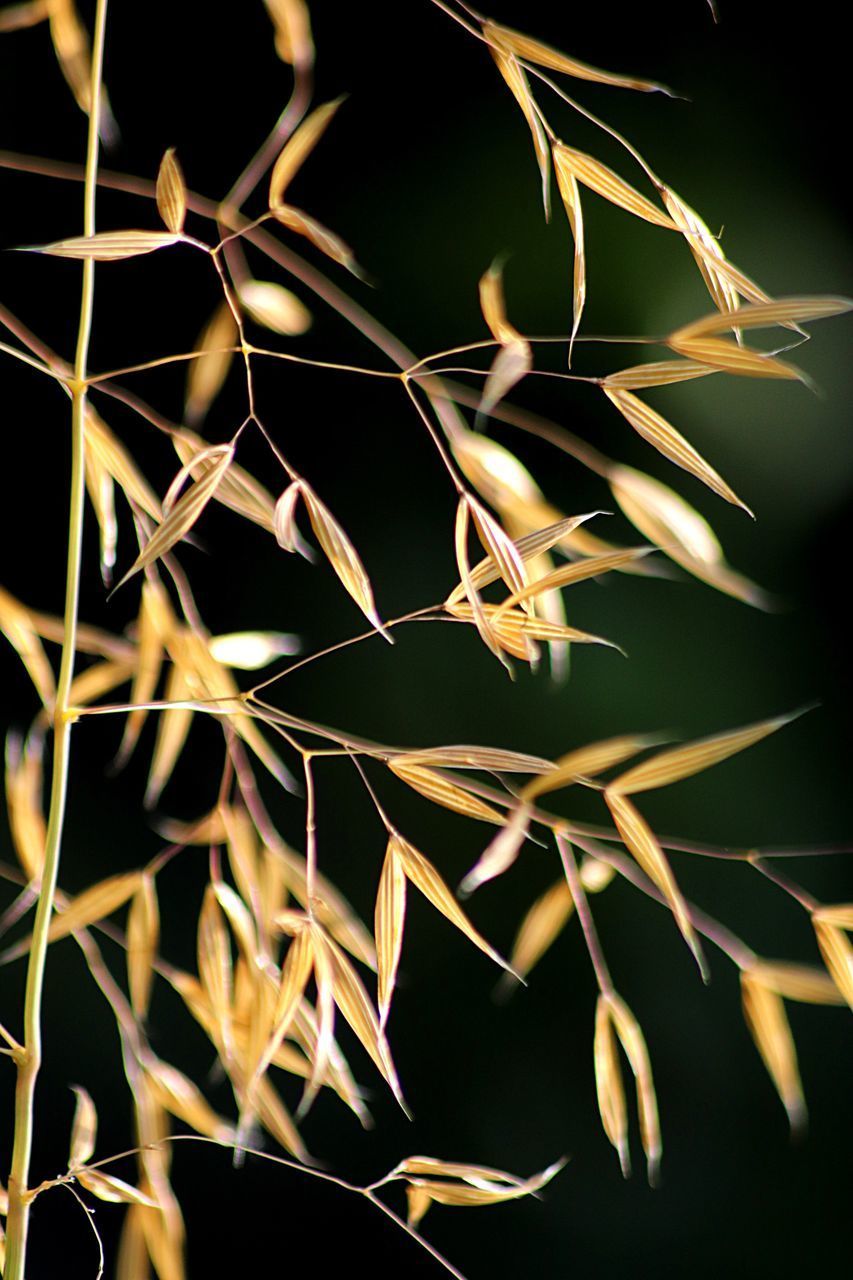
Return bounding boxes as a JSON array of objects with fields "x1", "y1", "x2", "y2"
[{"x1": 3, "y1": 2, "x2": 108, "y2": 1275}]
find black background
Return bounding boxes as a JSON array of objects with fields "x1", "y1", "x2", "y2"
[{"x1": 1, "y1": 2, "x2": 851, "y2": 1276}]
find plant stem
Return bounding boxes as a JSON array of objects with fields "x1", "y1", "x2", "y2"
[{"x1": 3, "y1": 3, "x2": 108, "y2": 1275}]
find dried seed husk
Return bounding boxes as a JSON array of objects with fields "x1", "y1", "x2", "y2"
[
  {"x1": 605, "y1": 790, "x2": 707, "y2": 980},
  {"x1": 68, "y1": 1085, "x2": 97, "y2": 1167},
  {"x1": 263, "y1": 0, "x2": 313, "y2": 68},
  {"x1": 269, "y1": 97, "x2": 345, "y2": 208}
]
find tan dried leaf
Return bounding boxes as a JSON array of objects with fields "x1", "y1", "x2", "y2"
[
  {"x1": 185, "y1": 302, "x2": 239, "y2": 426},
  {"x1": 486, "y1": 19, "x2": 673, "y2": 94},
  {"x1": 144, "y1": 662, "x2": 193, "y2": 808},
  {"x1": 605, "y1": 790, "x2": 706, "y2": 979},
  {"x1": 508, "y1": 878, "x2": 573, "y2": 981},
  {"x1": 47, "y1": 0, "x2": 116, "y2": 141},
  {"x1": 740, "y1": 969, "x2": 806, "y2": 1131},
  {"x1": 85, "y1": 407, "x2": 162, "y2": 521},
  {"x1": 28, "y1": 230, "x2": 181, "y2": 260},
  {"x1": 4, "y1": 730, "x2": 47, "y2": 880},
  {"x1": 473, "y1": 266, "x2": 533, "y2": 421},
  {"x1": 145, "y1": 1059, "x2": 235, "y2": 1143},
  {"x1": 606, "y1": 992, "x2": 662, "y2": 1184},
  {"x1": 375, "y1": 838, "x2": 406, "y2": 1030},
  {"x1": 299, "y1": 482, "x2": 391, "y2": 640},
  {"x1": 603, "y1": 387, "x2": 750, "y2": 513},
  {"x1": 0, "y1": 2, "x2": 50, "y2": 34},
  {"x1": 594, "y1": 995, "x2": 629, "y2": 1176},
  {"x1": 661, "y1": 185, "x2": 742, "y2": 327},
  {"x1": 812, "y1": 915, "x2": 853, "y2": 1011},
  {"x1": 610, "y1": 712, "x2": 796, "y2": 795},
  {"x1": 269, "y1": 97, "x2": 345, "y2": 208},
  {"x1": 602, "y1": 359, "x2": 716, "y2": 391},
  {"x1": 406, "y1": 1183, "x2": 433, "y2": 1230},
  {"x1": 492, "y1": 546, "x2": 655, "y2": 619},
  {"x1": 447, "y1": 602, "x2": 619, "y2": 658},
  {"x1": 667, "y1": 333, "x2": 802, "y2": 382},
  {"x1": 116, "y1": 579, "x2": 171, "y2": 768},
  {"x1": 673, "y1": 295, "x2": 851, "y2": 341},
  {"x1": 404, "y1": 1159, "x2": 563, "y2": 1208},
  {"x1": 156, "y1": 148, "x2": 186, "y2": 234},
  {"x1": 114, "y1": 444, "x2": 234, "y2": 591},
  {"x1": 458, "y1": 802, "x2": 532, "y2": 897},
  {"x1": 813, "y1": 904, "x2": 853, "y2": 929},
  {"x1": 273, "y1": 204, "x2": 365, "y2": 279},
  {"x1": 486, "y1": 41, "x2": 550, "y2": 218},
  {"x1": 396, "y1": 745, "x2": 554, "y2": 773},
  {"x1": 197, "y1": 884, "x2": 233, "y2": 1052},
  {"x1": 323, "y1": 932, "x2": 407, "y2": 1113},
  {"x1": 446, "y1": 510, "x2": 601, "y2": 605},
  {"x1": 553, "y1": 143, "x2": 678, "y2": 230},
  {"x1": 552, "y1": 152, "x2": 586, "y2": 362},
  {"x1": 238, "y1": 279, "x2": 311, "y2": 335},
  {"x1": 84, "y1": 442, "x2": 117, "y2": 585},
  {"x1": 747, "y1": 960, "x2": 845, "y2": 1005},
  {"x1": 609, "y1": 464, "x2": 768, "y2": 608},
  {"x1": 388, "y1": 760, "x2": 504, "y2": 825},
  {"x1": 395, "y1": 834, "x2": 513, "y2": 974},
  {"x1": 522, "y1": 735, "x2": 652, "y2": 801},
  {"x1": 0, "y1": 585, "x2": 56, "y2": 710},
  {"x1": 69, "y1": 1085, "x2": 97, "y2": 1167},
  {"x1": 76, "y1": 1168, "x2": 159, "y2": 1208},
  {"x1": 128, "y1": 874, "x2": 159, "y2": 1018},
  {"x1": 44, "y1": 871, "x2": 142, "y2": 945},
  {"x1": 263, "y1": 0, "x2": 313, "y2": 68}
]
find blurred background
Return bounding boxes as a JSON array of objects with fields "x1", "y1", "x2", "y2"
[{"x1": 1, "y1": 1, "x2": 851, "y2": 1275}]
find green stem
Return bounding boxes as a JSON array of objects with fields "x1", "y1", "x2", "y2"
[{"x1": 3, "y1": 2, "x2": 108, "y2": 1275}]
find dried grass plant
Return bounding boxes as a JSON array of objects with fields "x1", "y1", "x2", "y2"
[{"x1": 0, "y1": 1, "x2": 851, "y2": 1276}]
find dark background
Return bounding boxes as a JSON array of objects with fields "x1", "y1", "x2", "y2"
[{"x1": 1, "y1": 1, "x2": 851, "y2": 1276}]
